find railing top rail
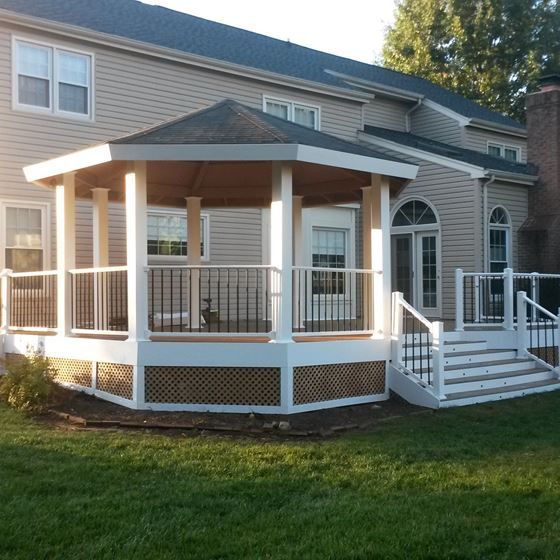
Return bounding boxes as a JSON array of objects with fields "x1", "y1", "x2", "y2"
[
  {"x1": 69, "y1": 266, "x2": 128, "y2": 274},
  {"x1": 145, "y1": 264, "x2": 279, "y2": 271},
  {"x1": 394, "y1": 292, "x2": 433, "y2": 330},
  {"x1": 462, "y1": 272, "x2": 506, "y2": 278},
  {"x1": 9, "y1": 269, "x2": 58, "y2": 278},
  {"x1": 461, "y1": 270, "x2": 560, "y2": 279},
  {"x1": 521, "y1": 293, "x2": 559, "y2": 321},
  {"x1": 293, "y1": 266, "x2": 381, "y2": 274}
]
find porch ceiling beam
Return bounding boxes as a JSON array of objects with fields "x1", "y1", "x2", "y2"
[{"x1": 190, "y1": 161, "x2": 210, "y2": 194}]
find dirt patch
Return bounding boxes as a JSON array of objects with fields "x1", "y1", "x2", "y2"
[{"x1": 42, "y1": 387, "x2": 430, "y2": 439}]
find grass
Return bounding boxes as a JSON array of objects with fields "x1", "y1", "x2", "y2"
[{"x1": 1, "y1": 394, "x2": 560, "y2": 560}]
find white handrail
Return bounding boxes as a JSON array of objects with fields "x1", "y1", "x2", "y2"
[
  {"x1": 145, "y1": 264, "x2": 279, "y2": 270},
  {"x1": 9, "y1": 269, "x2": 57, "y2": 278},
  {"x1": 394, "y1": 292, "x2": 433, "y2": 330},
  {"x1": 292, "y1": 266, "x2": 381, "y2": 274},
  {"x1": 520, "y1": 293, "x2": 558, "y2": 322},
  {"x1": 69, "y1": 266, "x2": 128, "y2": 274}
]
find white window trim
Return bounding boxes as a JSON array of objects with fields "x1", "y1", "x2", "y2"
[
  {"x1": 147, "y1": 208, "x2": 210, "y2": 264},
  {"x1": 12, "y1": 35, "x2": 95, "y2": 121},
  {"x1": 262, "y1": 94, "x2": 321, "y2": 130},
  {"x1": 487, "y1": 205, "x2": 512, "y2": 271},
  {"x1": 0, "y1": 199, "x2": 51, "y2": 271},
  {"x1": 486, "y1": 141, "x2": 521, "y2": 162}
]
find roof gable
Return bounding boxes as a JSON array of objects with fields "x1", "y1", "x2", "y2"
[{"x1": 0, "y1": 0, "x2": 524, "y2": 131}]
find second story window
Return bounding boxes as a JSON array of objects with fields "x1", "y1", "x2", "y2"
[
  {"x1": 487, "y1": 142, "x2": 520, "y2": 162},
  {"x1": 263, "y1": 96, "x2": 320, "y2": 130},
  {"x1": 14, "y1": 39, "x2": 92, "y2": 118}
]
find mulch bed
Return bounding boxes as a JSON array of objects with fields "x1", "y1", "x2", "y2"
[{"x1": 40, "y1": 386, "x2": 432, "y2": 439}]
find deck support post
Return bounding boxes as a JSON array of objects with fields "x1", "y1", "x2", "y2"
[
  {"x1": 56, "y1": 172, "x2": 76, "y2": 337},
  {"x1": 292, "y1": 195, "x2": 303, "y2": 331},
  {"x1": 370, "y1": 174, "x2": 391, "y2": 336},
  {"x1": 362, "y1": 186, "x2": 373, "y2": 330},
  {"x1": 186, "y1": 197, "x2": 202, "y2": 330},
  {"x1": 431, "y1": 321, "x2": 445, "y2": 398},
  {"x1": 92, "y1": 188, "x2": 110, "y2": 330},
  {"x1": 125, "y1": 161, "x2": 149, "y2": 342},
  {"x1": 503, "y1": 268, "x2": 514, "y2": 330},
  {"x1": 270, "y1": 162, "x2": 293, "y2": 342}
]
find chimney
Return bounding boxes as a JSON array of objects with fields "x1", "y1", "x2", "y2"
[{"x1": 523, "y1": 74, "x2": 560, "y2": 272}]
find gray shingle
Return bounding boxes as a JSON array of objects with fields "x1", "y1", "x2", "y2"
[
  {"x1": 363, "y1": 125, "x2": 536, "y2": 177},
  {"x1": 0, "y1": 0, "x2": 524, "y2": 130}
]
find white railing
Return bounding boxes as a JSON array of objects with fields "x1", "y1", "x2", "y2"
[
  {"x1": 455, "y1": 268, "x2": 560, "y2": 330},
  {"x1": 292, "y1": 266, "x2": 377, "y2": 335},
  {"x1": 517, "y1": 291, "x2": 560, "y2": 374},
  {"x1": 69, "y1": 266, "x2": 129, "y2": 335},
  {"x1": 2, "y1": 269, "x2": 58, "y2": 331},
  {"x1": 392, "y1": 291, "x2": 445, "y2": 397}
]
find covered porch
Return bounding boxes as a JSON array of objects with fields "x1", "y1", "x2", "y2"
[{"x1": 1, "y1": 100, "x2": 417, "y2": 413}]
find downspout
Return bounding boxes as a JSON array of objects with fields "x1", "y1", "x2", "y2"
[
  {"x1": 405, "y1": 99, "x2": 422, "y2": 132},
  {"x1": 482, "y1": 174, "x2": 497, "y2": 272}
]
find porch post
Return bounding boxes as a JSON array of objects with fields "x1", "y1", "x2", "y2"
[
  {"x1": 125, "y1": 161, "x2": 149, "y2": 341},
  {"x1": 362, "y1": 186, "x2": 373, "y2": 329},
  {"x1": 371, "y1": 174, "x2": 391, "y2": 336},
  {"x1": 186, "y1": 196, "x2": 202, "y2": 330},
  {"x1": 56, "y1": 172, "x2": 76, "y2": 337},
  {"x1": 92, "y1": 188, "x2": 110, "y2": 267},
  {"x1": 270, "y1": 162, "x2": 293, "y2": 342},
  {"x1": 292, "y1": 195, "x2": 303, "y2": 330}
]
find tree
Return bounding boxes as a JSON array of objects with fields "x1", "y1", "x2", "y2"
[{"x1": 382, "y1": 0, "x2": 560, "y2": 122}]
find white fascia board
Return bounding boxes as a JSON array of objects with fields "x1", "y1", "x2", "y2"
[
  {"x1": 296, "y1": 145, "x2": 418, "y2": 179},
  {"x1": 487, "y1": 170, "x2": 538, "y2": 186},
  {"x1": 0, "y1": 10, "x2": 371, "y2": 105},
  {"x1": 358, "y1": 131, "x2": 485, "y2": 178},
  {"x1": 467, "y1": 119, "x2": 527, "y2": 138},
  {"x1": 422, "y1": 99, "x2": 471, "y2": 126},
  {"x1": 23, "y1": 143, "x2": 112, "y2": 182}
]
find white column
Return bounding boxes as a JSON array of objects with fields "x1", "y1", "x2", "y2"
[
  {"x1": 362, "y1": 187, "x2": 373, "y2": 329},
  {"x1": 371, "y1": 174, "x2": 391, "y2": 336},
  {"x1": 92, "y1": 188, "x2": 110, "y2": 268},
  {"x1": 125, "y1": 161, "x2": 149, "y2": 341},
  {"x1": 270, "y1": 162, "x2": 293, "y2": 342},
  {"x1": 503, "y1": 267, "x2": 514, "y2": 330},
  {"x1": 56, "y1": 172, "x2": 76, "y2": 336},
  {"x1": 292, "y1": 195, "x2": 303, "y2": 330},
  {"x1": 186, "y1": 196, "x2": 202, "y2": 330}
]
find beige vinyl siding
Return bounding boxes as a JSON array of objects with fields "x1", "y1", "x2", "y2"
[
  {"x1": 465, "y1": 127, "x2": 527, "y2": 163},
  {"x1": 409, "y1": 105, "x2": 463, "y2": 146},
  {"x1": 486, "y1": 182, "x2": 528, "y2": 271},
  {"x1": 362, "y1": 97, "x2": 407, "y2": 131},
  {"x1": 378, "y1": 147, "x2": 476, "y2": 319},
  {"x1": 0, "y1": 23, "x2": 365, "y2": 270}
]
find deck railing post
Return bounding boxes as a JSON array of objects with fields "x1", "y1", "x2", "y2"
[
  {"x1": 431, "y1": 320, "x2": 445, "y2": 398},
  {"x1": 0, "y1": 269, "x2": 11, "y2": 334},
  {"x1": 517, "y1": 291, "x2": 527, "y2": 357},
  {"x1": 531, "y1": 272, "x2": 539, "y2": 322},
  {"x1": 503, "y1": 268, "x2": 514, "y2": 330},
  {"x1": 455, "y1": 268, "x2": 464, "y2": 331},
  {"x1": 391, "y1": 291, "x2": 404, "y2": 365},
  {"x1": 556, "y1": 307, "x2": 560, "y2": 373}
]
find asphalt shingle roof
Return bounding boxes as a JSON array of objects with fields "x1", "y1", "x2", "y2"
[
  {"x1": 0, "y1": 0, "x2": 524, "y2": 130},
  {"x1": 363, "y1": 125, "x2": 536, "y2": 177},
  {"x1": 111, "y1": 99, "x2": 408, "y2": 165}
]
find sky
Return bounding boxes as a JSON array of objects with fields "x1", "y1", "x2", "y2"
[{"x1": 138, "y1": 0, "x2": 397, "y2": 64}]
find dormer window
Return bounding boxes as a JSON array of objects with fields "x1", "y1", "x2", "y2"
[
  {"x1": 263, "y1": 96, "x2": 320, "y2": 130},
  {"x1": 487, "y1": 142, "x2": 520, "y2": 162}
]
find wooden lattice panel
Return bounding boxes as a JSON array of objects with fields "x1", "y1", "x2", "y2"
[
  {"x1": 531, "y1": 346, "x2": 559, "y2": 367},
  {"x1": 145, "y1": 366, "x2": 281, "y2": 406},
  {"x1": 49, "y1": 357, "x2": 93, "y2": 388},
  {"x1": 293, "y1": 361, "x2": 386, "y2": 405},
  {"x1": 97, "y1": 363, "x2": 134, "y2": 400}
]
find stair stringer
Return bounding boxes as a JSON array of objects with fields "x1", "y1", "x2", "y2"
[{"x1": 388, "y1": 365, "x2": 440, "y2": 409}]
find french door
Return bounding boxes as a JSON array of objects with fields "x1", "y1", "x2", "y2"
[{"x1": 391, "y1": 230, "x2": 440, "y2": 317}]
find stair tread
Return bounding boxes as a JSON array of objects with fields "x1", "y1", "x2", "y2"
[
  {"x1": 446, "y1": 367, "x2": 551, "y2": 385},
  {"x1": 443, "y1": 378, "x2": 560, "y2": 401},
  {"x1": 446, "y1": 348, "x2": 514, "y2": 358},
  {"x1": 445, "y1": 357, "x2": 527, "y2": 371}
]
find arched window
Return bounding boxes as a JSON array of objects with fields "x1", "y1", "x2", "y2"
[
  {"x1": 392, "y1": 200, "x2": 438, "y2": 227},
  {"x1": 488, "y1": 207, "x2": 511, "y2": 272}
]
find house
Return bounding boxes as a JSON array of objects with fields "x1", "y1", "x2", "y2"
[{"x1": 0, "y1": 0, "x2": 558, "y2": 412}]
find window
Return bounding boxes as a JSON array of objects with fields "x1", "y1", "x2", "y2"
[
  {"x1": 1, "y1": 203, "x2": 47, "y2": 273},
  {"x1": 487, "y1": 142, "x2": 520, "y2": 162},
  {"x1": 147, "y1": 211, "x2": 209, "y2": 261},
  {"x1": 488, "y1": 207, "x2": 510, "y2": 272},
  {"x1": 392, "y1": 200, "x2": 438, "y2": 227},
  {"x1": 312, "y1": 227, "x2": 347, "y2": 294},
  {"x1": 14, "y1": 39, "x2": 92, "y2": 118},
  {"x1": 263, "y1": 96, "x2": 320, "y2": 129}
]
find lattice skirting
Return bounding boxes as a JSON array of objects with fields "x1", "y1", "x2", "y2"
[
  {"x1": 293, "y1": 361, "x2": 386, "y2": 405},
  {"x1": 97, "y1": 363, "x2": 134, "y2": 400},
  {"x1": 531, "y1": 346, "x2": 559, "y2": 367},
  {"x1": 145, "y1": 366, "x2": 281, "y2": 406}
]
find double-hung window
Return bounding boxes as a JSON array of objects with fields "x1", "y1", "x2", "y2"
[
  {"x1": 487, "y1": 142, "x2": 520, "y2": 162},
  {"x1": 147, "y1": 210, "x2": 209, "y2": 262},
  {"x1": 14, "y1": 39, "x2": 92, "y2": 118},
  {"x1": 263, "y1": 96, "x2": 320, "y2": 129}
]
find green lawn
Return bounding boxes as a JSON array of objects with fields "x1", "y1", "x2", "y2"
[{"x1": 1, "y1": 394, "x2": 560, "y2": 560}]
